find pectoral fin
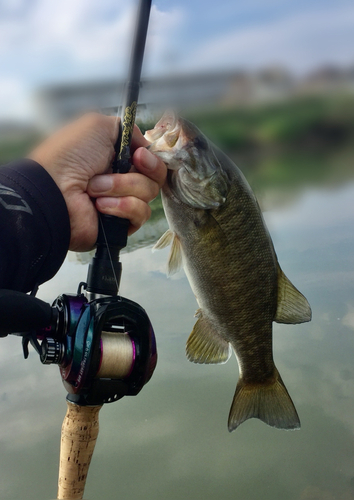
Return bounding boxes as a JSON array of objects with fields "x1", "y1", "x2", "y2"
[
  {"x1": 176, "y1": 167, "x2": 229, "y2": 209},
  {"x1": 153, "y1": 229, "x2": 183, "y2": 275},
  {"x1": 167, "y1": 233, "x2": 183, "y2": 275},
  {"x1": 275, "y1": 264, "x2": 312, "y2": 324},
  {"x1": 153, "y1": 229, "x2": 174, "y2": 251},
  {"x1": 186, "y1": 311, "x2": 231, "y2": 364}
]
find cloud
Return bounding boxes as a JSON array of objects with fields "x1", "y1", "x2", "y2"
[
  {"x1": 0, "y1": 0, "x2": 352, "y2": 121},
  {"x1": 0, "y1": 1, "x2": 130, "y2": 81},
  {"x1": 0, "y1": 1, "x2": 353, "y2": 83},
  {"x1": 0, "y1": 77, "x2": 32, "y2": 120},
  {"x1": 342, "y1": 303, "x2": 354, "y2": 331},
  {"x1": 144, "y1": 5, "x2": 185, "y2": 74},
  {"x1": 181, "y1": 2, "x2": 354, "y2": 74},
  {"x1": 0, "y1": 0, "x2": 183, "y2": 81},
  {"x1": 0, "y1": 0, "x2": 184, "y2": 119},
  {"x1": 265, "y1": 184, "x2": 354, "y2": 238}
]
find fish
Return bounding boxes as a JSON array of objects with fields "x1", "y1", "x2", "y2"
[{"x1": 145, "y1": 110, "x2": 312, "y2": 432}]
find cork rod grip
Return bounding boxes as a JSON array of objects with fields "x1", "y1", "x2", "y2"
[{"x1": 57, "y1": 401, "x2": 102, "y2": 500}]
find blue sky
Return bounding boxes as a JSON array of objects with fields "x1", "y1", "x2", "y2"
[{"x1": 0, "y1": 0, "x2": 353, "y2": 120}]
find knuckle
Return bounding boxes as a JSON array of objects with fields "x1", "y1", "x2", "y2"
[
  {"x1": 130, "y1": 198, "x2": 151, "y2": 227},
  {"x1": 82, "y1": 113, "x2": 118, "y2": 140},
  {"x1": 150, "y1": 182, "x2": 160, "y2": 200},
  {"x1": 116, "y1": 173, "x2": 139, "y2": 193},
  {"x1": 137, "y1": 203, "x2": 151, "y2": 228},
  {"x1": 144, "y1": 203, "x2": 152, "y2": 221},
  {"x1": 156, "y1": 158, "x2": 168, "y2": 185},
  {"x1": 82, "y1": 112, "x2": 103, "y2": 127}
]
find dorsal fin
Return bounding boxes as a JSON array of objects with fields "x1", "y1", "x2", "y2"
[{"x1": 275, "y1": 264, "x2": 312, "y2": 324}]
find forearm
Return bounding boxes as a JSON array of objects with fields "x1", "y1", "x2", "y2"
[{"x1": 0, "y1": 159, "x2": 70, "y2": 292}]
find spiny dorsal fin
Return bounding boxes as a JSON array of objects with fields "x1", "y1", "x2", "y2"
[
  {"x1": 275, "y1": 264, "x2": 312, "y2": 324},
  {"x1": 152, "y1": 229, "x2": 174, "y2": 251},
  {"x1": 186, "y1": 311, "x2": 231, "y2": 364},
  {"x1": 228, "y1": 367, "x2": 300, "y2": 432}
]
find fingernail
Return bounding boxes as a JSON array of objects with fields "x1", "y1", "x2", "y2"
[
  {"x1": 89, "y1": 175, "x2": 113, "y2": 193},
  {"x1": 142, "y1": 148, "x2": 158, "y2": 169}
]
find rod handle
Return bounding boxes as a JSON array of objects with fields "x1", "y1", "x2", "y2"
[{"x1": 57, "y1": 401, "x2": 102, "y2": 500}]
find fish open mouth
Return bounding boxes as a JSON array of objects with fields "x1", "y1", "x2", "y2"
[
  {"x1": 144, "y1": 109, "x2": 177, "y2": 143},
  {"x1": 145, "y1": 110, "x2": 230, "y2": 208},
  {"x1": 144, "y1": 110, "x2": 188, "y2": 166}
]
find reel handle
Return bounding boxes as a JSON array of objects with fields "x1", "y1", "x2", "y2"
[{"x1": 57, "y1": 401, "x2": 102, "y2": 500}]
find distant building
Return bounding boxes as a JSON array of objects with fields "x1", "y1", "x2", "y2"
[
  {"x1": 34, "y1": 69, "x2": 296, "y2": 131},
  {"x1": 33, "y1": 64, "x2": 354, "y2": 131},
  {"x1": 298, "y1": 65, "x2": 354, "y2": 95},
  {"x1": 253, "y1": 67, "x2": 295, "y2": 102},
  {"x1": 35, "y1": 80, "x2": 124, "y2": 131}
]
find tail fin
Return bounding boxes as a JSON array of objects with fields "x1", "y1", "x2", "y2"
[{"x1": 228, "y1": 368, "x2": 300, "y2": 432}]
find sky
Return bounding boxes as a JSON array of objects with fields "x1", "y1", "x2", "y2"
[{"x1": 0, "y1": 0, "x2": 353, "y2": 121}]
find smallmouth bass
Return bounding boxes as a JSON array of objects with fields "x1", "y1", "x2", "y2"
[{"x1": 145, "y1": 111, "x2": 311, "y2": 431}]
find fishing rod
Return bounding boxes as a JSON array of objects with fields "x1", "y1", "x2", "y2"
[{"x1": 0, "y1": 1, "x2": 155, "y2": 499}]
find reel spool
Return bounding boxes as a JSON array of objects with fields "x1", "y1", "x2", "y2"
[
  {"x1": 97, "y1": 331, "x2": 134, "y2": 379},
  {"x1": 40, "y1": 292, "x2": 157, "y2": 406}
]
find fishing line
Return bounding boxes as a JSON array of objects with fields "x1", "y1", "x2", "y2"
[
  {"x1": 99, "y1": 214, "x2": 120, "y2": 293},
  {"x1": 97, "y1": 331, "x2": 134, "y2": 379}
]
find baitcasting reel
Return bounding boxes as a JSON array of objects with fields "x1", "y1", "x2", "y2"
[
  {"x1": 0, "y1": 188, "x2": 157, "y2": 406},
  {"x1": 0, "y1": 284, "x2": 157, "y2": 406},
  {"x1": 0, "y1": 0, "x2": 156, "y2": 408},
  {"x1": 43, "y1": 287, "x2": 156, "y2": 406}
]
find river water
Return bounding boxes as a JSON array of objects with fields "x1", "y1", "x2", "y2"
[{"x1": 1, "y1": 183, "x2": 354, "y2": 500}]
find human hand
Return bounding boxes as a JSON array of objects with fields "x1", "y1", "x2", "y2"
[{"x1": 28, "y1": 113, "x2": 166, "y2": 251}]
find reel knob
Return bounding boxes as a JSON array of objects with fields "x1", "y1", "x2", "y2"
[{"x1": 41, "y1": 337, "x2": 64, "y2": 365}]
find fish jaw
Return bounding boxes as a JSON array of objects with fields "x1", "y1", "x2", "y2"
[
  {"x1": 144, "y1": 110, "x2": 186, "y2": 169},
  {"x1": 144, "y1": 109, "x2": 177, "y2": 143},
  {"x1": 145, "y1": 111, "x2": 230, "y2": 209}
]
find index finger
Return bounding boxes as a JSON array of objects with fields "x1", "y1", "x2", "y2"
[{"x1": 132, "y1": 147, "x2": 167, "y2": 188}]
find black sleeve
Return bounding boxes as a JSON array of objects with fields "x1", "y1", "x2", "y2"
[{"x1": 0, "y1": 159, "x2": 71, "y2": 292}]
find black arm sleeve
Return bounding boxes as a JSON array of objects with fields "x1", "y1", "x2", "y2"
[{"x1": 0, "y1": 159, "x2": 71, "y2": 292}]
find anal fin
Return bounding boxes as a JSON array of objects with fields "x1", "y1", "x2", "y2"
[{"x1": 186, "y1": 312, "x2": 231, "y2": 364}]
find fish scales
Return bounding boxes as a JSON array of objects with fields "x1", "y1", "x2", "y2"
[
  {"x1": 146, "y1": 111, "x2": 311, "y2": 431},
  {"x1": 171, "y1": 164, "x2": 275, "y2": 376}
]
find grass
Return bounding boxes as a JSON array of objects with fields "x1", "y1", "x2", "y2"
[{"x1": 1, "y1": 93, "x2": 353, "y2": 196}]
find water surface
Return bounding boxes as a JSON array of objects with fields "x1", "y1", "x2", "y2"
[{"x1": 1, "y1": 184, "x2": 354, "y2": 500}]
